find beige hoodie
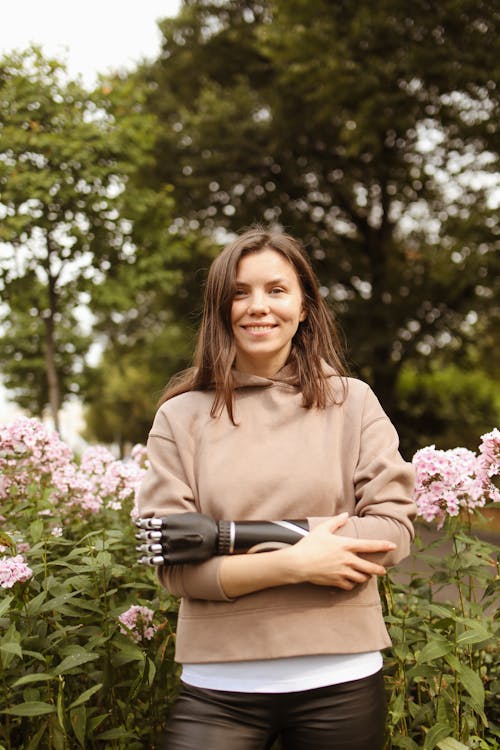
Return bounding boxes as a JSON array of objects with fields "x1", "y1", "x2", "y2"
[{"x1": 138, "y1": 366, "x2": 416, "y2": 663}]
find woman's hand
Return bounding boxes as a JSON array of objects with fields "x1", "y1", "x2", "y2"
[
  {"x1": 219, "y1": 512, "x2": 396, "y2": 598},
  {"x1": 286, "y1": 513, "x2": 396, "y2": 590}
]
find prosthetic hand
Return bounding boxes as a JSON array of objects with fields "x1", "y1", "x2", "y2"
[{"x1": 135, "y1": 512, "x2": 309, "y2": 566}]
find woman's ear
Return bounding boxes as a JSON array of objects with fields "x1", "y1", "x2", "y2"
[{"x1": 299, "y1": 306, "x2": 307, "y2": 322}]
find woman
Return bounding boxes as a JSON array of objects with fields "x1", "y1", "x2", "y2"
[{"x1": 138, "y1": 228, "x2": 416, "y2": 749}]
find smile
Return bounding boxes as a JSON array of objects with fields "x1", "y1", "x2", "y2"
[{"x1": 243, "y1": 325, "x2": 277, "y2": 333}]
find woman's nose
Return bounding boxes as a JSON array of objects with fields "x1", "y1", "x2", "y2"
[{"x1": 247, "y1": 291, "x2": 270, "y2": 314}]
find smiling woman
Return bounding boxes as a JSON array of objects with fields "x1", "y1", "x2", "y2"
[
  {"x1": 137, "y1": 226, "x2": 416, "y2": 749},
  {"x1": 231, "y1": 249, "x2": 307, "y2": 377}
]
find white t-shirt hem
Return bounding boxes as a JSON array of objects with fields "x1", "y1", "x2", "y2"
[{"x1": 181, "y1": 651, "x2": 383, "y2": 693}]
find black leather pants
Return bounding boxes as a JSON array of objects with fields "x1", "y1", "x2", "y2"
[{"x1": 162, "y1": 670, "x2": 386, "y2": 750}]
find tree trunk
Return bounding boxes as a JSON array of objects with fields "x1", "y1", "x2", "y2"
[
  {"x1": 365, "y1": 189, "x2": 400, "y2": 421},
  {"x1": 44, "y1": 270, "x2": 60, "y2": 432}
]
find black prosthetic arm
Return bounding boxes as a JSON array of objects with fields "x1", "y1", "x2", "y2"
[{"x1": 135, "y1": 512, "x2": 309, "y2": 566}]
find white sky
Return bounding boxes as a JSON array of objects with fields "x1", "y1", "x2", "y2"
[
  {"x1": 0, "y1": 1, "x2": 181, "y2": 429},
  {"x1": 1, "y1": 1, "x2": 182, "y2": 87}
]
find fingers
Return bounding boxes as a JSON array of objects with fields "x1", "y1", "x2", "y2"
[
  {"x1": 345, "y1": 538, "x2": 396, "y2": 554},
  {"x1": 335, "y1": 551, "x2": 386, "y2": 579},
  {"x1": 312, "y1": 517, "x2": 396, "y2": 555},
  {"x1": 316, "y1": 513, "x2": 350, "y2": 533},
  {"x1": 311, "y1": 513, "x2": 349, "y2": 534},
  {"x1": 351, "y1": 556, "x2": 386, "y2": 578}
]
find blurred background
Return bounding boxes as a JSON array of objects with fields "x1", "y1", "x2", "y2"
[{"x1": 0, "y1": 0, "x2": 498, "y2": 459}]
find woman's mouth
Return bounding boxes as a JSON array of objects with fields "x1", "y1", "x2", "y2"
[{"x1": 242, "y1": 325, "x2": 277, "y2": 333}]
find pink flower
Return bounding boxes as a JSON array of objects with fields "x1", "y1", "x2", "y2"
[
  {"x1": 478, "y1": 428, "x2": 500, "y2": 480},
  {"x1": 0, "y1": 554, "x2": 33, "y2": 588},
  {"x1": 79, "y1": 446, "x2": 116, "y2": 475},
  {"x1": 413, "y1": 434, "x2": 500, "y2": 528},
  {"x1": 72, "y1": 447, "x2": 146, "y2": 514},
  {"x1": 118, "y1": 605, "x2": 157, "y2": 642},
  {"x1": 131, "y1": 444, "x2": 149, "y2": 469}
]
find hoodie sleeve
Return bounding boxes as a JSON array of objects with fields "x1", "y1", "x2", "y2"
[
  {"x1": 309, "y1": 386, "x2": 416, "y2": 566},
  {"x1": 137, "y1": 406, "x2": 232, "y2": 602}
]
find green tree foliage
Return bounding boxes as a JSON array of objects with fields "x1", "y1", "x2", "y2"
[
  {"x1": 134, "y1": 0, "x2": 499, "y2": 439},
  {"x1": 0, "y1": 48, "x2": 143, "y2": 430},
  {"x1": 82, "y1": 226, "x2": 218, "y2": 448},
  {"x1": 81, "y1": 73, "x2": 219, "y2": 444},
  {"x1": 397, "y1": 364, "x2": 500, "y2": 455}
]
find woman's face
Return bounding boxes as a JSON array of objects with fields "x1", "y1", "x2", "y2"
[{"x1": 231, "y1": 248, "x2": 307, "y2": 377}]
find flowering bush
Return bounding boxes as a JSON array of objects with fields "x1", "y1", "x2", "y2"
[
  {"x1": 0, "y1": 417, "x2": 498, "y2": 749},
  {"x1": 0, "y1": 417, "x2": 177, "y2": 749},
  {"x1": 383, "y1": 431, "x2": 499, "y2": 750}
]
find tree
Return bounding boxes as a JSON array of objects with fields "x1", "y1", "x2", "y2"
[
  {"x1": 0, "y1": 48, "x2": 143, "y2": 430},
  {"x1": 133, "y1": 0, "x2": 499, "y2": 436},
  {"x1": 0, "y1": 273, "x2": 90, "y2": 416}
]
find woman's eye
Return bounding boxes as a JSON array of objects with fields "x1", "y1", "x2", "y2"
[
  {"x1": 270, "y1": 287, "x2": 285, "y2": 294},
  {"x1": 234, "y1": 289, "x2": 247, "y2": 297}
]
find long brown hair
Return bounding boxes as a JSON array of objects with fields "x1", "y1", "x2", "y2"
[{"x1": 159, "y1": 228, "x2": 348, "y2": 421}]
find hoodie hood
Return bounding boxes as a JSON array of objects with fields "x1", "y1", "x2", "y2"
[
  {"x1": 231, "y1": 360, "x2": 338, "y2": 390},
  {"x1": 231, "y1": 363, "x2": 299, "y2": 389}
]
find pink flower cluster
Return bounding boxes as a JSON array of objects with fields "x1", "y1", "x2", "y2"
[
  {"x1": 0, "y1": 554, "x2": 33, "y2": 588},
  {"x1": 413, "y1": 429, "x2": 500, "y2": 528},
  {"x1": 478, "y1": 428, "x2": 500, "y2": 478},
  {"x1": 0, "y1": 417, "x2": 147, "y2": 518},
  {"x1": 131, "y1": 444, "x2": 149, "y2": 470},
  {"x1": 118, "y1": 605, "x2": 157, "y2": 642},
  {"x1": 0, "y1": 417, "x2": 73, "y2": 502}
]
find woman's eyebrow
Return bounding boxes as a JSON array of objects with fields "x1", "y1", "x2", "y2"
[
  {"x1": 235, "y1": 277, "x2": 288, "y2": 286},
  {"x1": 266, "y1": 277, "x2": 288, "y2": 285}
]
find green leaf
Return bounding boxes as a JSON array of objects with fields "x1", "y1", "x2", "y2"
[
  {"x1": 25, "y1": 720, "x2": 48, "y2": 750},
  {"x1": 13, "y1": 673, "x2": 55, "y2": 687},
  {"x1": 427, "y1": 603, "x2": 455, "y2": 618},
  {"x1": 38, "y1": 591, "x2": 79, "y2": 613},
  {"x1": 417, "y1": 639, "x2": 452, "y2": 663},
  {"x1": 458, "y1": 665, "x2": 485, "y2": 712},
  {"x1": 30, "y1": 519, "x2": 44, "y2": 543},
  {"x1": 0, "y1": 531, "x2": 16, "y2": 550},
  {"x1": 146, "y1": 657, "x2": 157, "y2": 687},
  {"x1": 436, "y1": 739, "x2": 470, "y2": 750},
  {"x1": 53, "y1": 652, "x2": 100, "y2": 675},
  {"x1": 0, "y1": 642, "x2": 23, "y2": 658},
  {"x1": 87, "y1": 714, "x2": 108, "y2": 733},
  {"x1": 112, "y1": 641, "x2": 146, "y2": 667},
  {"x1": 96, "y1": 551, "x2": 112, "y2": 567},
  {"x1": 424, "y1": 723, "x2": 453, "y2": 749},
  {"x1": 392, "y1": 736, "x2": 420, "y2": 749},
  {"x1": 56, "y1": 677, "x2": 65, "y2": 732},
  {"x1": 25, "y1": 590, "x2": 48, "y2": 616},
  {"x1": 0, "y1": 595, "x2": 13, "y2": 618},
  {"x1": 22, "y1": 650, "x2": 47, "y2": 664},
  {"x1": 1, "y1": 701, "x2": 56, "y2": 716},
  {"x1": 70, "y1": 706, "x2": 87, "y2": 748},
  {"x1": 68, "y1": 683, "x2": 103, "y2": 709},
  {"x1": 456, "y1": 626, "x2": 492, "y2": 645}
]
